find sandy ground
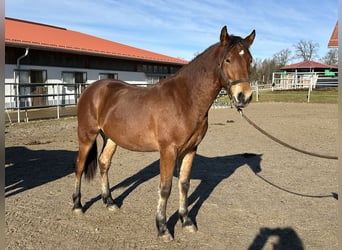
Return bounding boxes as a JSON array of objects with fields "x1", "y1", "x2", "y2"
[{"x1": 5, "y1": 103, "x2": 338, "y2": 249}]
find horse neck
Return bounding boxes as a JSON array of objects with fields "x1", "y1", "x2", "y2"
[{"x1": 175, "y1": 44, "x2": 223, "y2": 113}]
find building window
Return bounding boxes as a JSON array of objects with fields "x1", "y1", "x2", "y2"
[
  {"x1": 62, "y1": 71, "x2": 87, "y2": 104},
  {"x1": 62, "y1": 71, "x2": 87, "y2": 84},
  {"x1": 14, "y1": 69, "x2": 48, "y2": 107},
  {"x1": 146, "y1": 76, "x2": 160, "y2": 85},
  {"x1": 99, "y1": 73, "x2": 118, "y2": 80}
]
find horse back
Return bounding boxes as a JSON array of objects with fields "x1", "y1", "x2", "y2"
[{"x1": 77, "y1": 79, "x2": 208, "y2": 153}]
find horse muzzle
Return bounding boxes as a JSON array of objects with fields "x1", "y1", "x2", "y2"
[{"x1": 231, "y1": 89, "x2": 253, "y2": 109}]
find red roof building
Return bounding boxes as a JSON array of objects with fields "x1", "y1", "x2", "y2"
[
  {"x1": 281, "y1": 60, "x2": 338, "y2": 71},
  {"x1": 328, "y1": 21, "x2": 338, "y2": 48},
  {"x1": 5, "y1": 17, "x2": 187, "y2": 64},
  {"x1": 4, "y1": 17, "x2": 188, "y2": 112}
]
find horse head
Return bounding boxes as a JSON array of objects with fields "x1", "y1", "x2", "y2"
[{"x1": 218, "y1": 26, "x2": 255, "y2": 109}]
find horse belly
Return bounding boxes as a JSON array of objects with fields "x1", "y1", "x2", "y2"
[
  {"x1": 115, "y1": 131, "x2": 159, "y2": 152},
  {"x1": 102, "y1": 115, "x2": 159, "y2": 152}
]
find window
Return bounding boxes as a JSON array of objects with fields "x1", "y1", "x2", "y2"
[
  {"x1": 146, "y1": 76, "x2": 160, "y2": 85},
  {"x1": 14, "y1": 70, "x2": 48, "y2": 107},
  {"x1": 62, "y1": 71, "x2": 87, "y2": 104},
  {"x1": 99, "y1": 73, "x2": 118, "y2": 80},
  {"x1": 62, "y1": 71, "x2": 87, "y2": 84}
]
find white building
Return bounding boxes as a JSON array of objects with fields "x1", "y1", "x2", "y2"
[{"x1": 5, "y1": 17, "x2": 187, "y2": 110}]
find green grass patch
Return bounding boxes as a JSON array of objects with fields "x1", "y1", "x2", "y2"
[
  {"x1": 215, "y1": 88, "x2": 338, "y2": 104},
  {"x1": 256, "y1": 89, "x2": 338, "y2": 103}
]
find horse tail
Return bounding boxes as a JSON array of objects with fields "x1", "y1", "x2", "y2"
[{"x1": 84, "y1": 140, "x2": 98, "y2": 181}]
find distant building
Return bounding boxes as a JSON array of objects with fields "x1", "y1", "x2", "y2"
[
  {"x1": 273, "y1": 61, "x2": 338, "y2": 89},
  {"x1": 271, "y1": 21, "x2": 338, "y2": 90},
  {"x1": 328, "y1": 21, "x2": 338, "y2": 48},
  {"x1": 280, "y1": 60, "x2": 338, "y2": 73},
  {"x1": 5, "y1": 17, "x2": 188, "y2": 109}
]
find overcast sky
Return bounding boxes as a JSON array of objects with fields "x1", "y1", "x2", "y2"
[{"x1": 6, "y1": 0, "x2": 338, "y2": 62}]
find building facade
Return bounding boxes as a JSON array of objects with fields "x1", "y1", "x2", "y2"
[{"x1": 5, "y1": 18, "x2": 188, "y2": 109}]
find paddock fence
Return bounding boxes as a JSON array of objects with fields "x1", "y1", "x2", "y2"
[
  {"x1": 253, "y1": 72, "x2": 339, "y2": 103},
  {"x1": 4, "y1": 81, "x2": 90, "y2": 123},
  {"x1": 4, "y1": 75, "x2": 339, "y2": 123}
]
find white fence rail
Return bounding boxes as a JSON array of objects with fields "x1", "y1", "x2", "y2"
[
  {"x1": 4, "y1": 81, "x2": 160, "y2": 123},
  {"x1": 4, "y1": 76, "x2": 339, "y2": 123},
  {"x1": 5, "y1": 82, "x2": 91, "y2": 123},
  {"x1": 271, "y1": 71, "x2": 338, "y2": 90}
]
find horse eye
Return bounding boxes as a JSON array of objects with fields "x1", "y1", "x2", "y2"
[{"x1": 225, "y1": 58, "x2": 231, "y2": 63}]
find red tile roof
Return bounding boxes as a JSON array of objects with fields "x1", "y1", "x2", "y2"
[
  {"x1": 328, "y1": 21, "x2": 338, "y2": 48},
  {"x1": 281, "y1": 60, "x2": 338, "y2": 70},
  {"x1": 5, "y1": 17, "x2": 188, "y2": 65}
]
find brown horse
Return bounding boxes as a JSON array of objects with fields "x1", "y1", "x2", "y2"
[{"x1": 72, "y1": 26, "x2": 255, "y2": 241}]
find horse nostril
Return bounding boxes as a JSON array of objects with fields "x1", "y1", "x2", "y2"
[
  {"x1": 237, "y1": 92, "x2": 245, "y2": 103},
  {"x1": 236, "y1": 92, "x2": 252, "y2": 105}
]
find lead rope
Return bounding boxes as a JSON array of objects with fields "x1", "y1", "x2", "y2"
[{"x1": 237, "y1": 109, "x2": 338, "y2": 160}]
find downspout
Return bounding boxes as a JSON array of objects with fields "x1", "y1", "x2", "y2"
[
  {"x1": 17, "y1": 47, "x2": 29, "y2": 69},
  {"x1": 16, "y1": 47, "x2": 29, "y2": 123}
]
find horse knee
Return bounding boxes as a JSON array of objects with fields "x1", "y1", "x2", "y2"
[
  {"x1": 159, "y1": 183, "x2": 172, "y2": 199},
  {"x1": 180, "y1": 180, "x2": 190, "y2": 193}
]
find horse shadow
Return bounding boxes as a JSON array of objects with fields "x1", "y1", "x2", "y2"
[
  {"x1": 5, "y1": 146, "x2": 76, "y2": 198},
  {"x1": 248, "y1": 227, "x2": 304, "y2": 250},
  {"x1": 83, "y1": 152, "x2": 263, "y2": 234},
  {"x1": 167, "y1": 153, "x2": 262, "y2": 234}
]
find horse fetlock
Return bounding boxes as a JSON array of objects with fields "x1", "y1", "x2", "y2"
[
  {"x1": 101, "y1": 193, "x2": 114, "y2": 204},
  {"x1": 72, "y1": 193, "x2": 83, "y2": 213}
]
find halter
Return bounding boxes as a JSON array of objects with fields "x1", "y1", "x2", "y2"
[{"x1": 218, "y1": 39, "x2": 251, "y2": 99}]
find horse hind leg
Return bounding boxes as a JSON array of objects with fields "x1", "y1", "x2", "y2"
[
  {"x1": 73, "y1": 130, "x2": 99, "y2": 213},
  {"x1": 178, "y1": 150, "x2": 197, "y2": 232},
  {"x1": 98, "y1": 134, "x2": 118, "y2": 211}
]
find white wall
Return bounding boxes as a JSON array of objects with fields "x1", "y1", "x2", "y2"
[{"x1": 5, "y1": 64, "x2": 148, "y2": 108}]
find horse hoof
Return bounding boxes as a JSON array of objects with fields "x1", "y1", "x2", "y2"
[
  {"x1": 72, "y1": 208, "x2": 84, "y2": 215},
  {"x1": 158, "y1": 232, "x2": 174, "y2": 243},
  {"x1": 107, "y1": 204, "x2": 119, "y2": 212},
  {"x1": 181, "y1": 219, "x2": 197, "y2": 233},
  {"x1": 183, "y1": 223, "x2": 197, "y2": 233}
]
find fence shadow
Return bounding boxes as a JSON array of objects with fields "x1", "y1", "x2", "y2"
[
  {"x1": 83, "y1": 152, "x2": 263, "y2": 235},
  {"x1": 248, "y1": 227, "x2": 304, "y2": 250},
  {"x1": 5, "y1": 146, "x2": 76, "y2": 198}
]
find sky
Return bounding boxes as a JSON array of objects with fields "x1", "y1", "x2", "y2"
[{"x1": 5, "y1": 0, "x2": 338, "y2": 62}]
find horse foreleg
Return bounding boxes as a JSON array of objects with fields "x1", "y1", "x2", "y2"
[
  {"x1": 98, "y1": 138, "x2": 117, "y2": 210},
  {"x1": 156, "y1": 147, "x2": 177, "y2": 242},
  {"x1": 178, "y1": 150, "x2": 197, "y2": 232}
]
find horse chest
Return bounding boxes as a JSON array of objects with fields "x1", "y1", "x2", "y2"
[{"x1": 179, "y1": 118, "x2": 208, "y2": 153}]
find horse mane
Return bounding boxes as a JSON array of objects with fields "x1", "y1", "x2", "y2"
[{"x1": 173, "y1": 35, "x2": 245, "y2": 77}]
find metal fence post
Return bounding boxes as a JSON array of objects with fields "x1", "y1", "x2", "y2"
[{"x1": 56, "y1": 82, "x2": 60, "y2": 119}]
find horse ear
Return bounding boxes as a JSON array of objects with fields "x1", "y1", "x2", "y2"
[
  {"x1": 220, "y1": 26, "x2": 230, "y2": 46},
  {"x1": 244, "y1": 30, "x2": 256, "y2": 48}
]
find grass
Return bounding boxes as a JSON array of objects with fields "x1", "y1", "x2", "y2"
[
  {"x1": 257, "y1": 89, "x2": 338, "y2": 103},
  {"x1": 216, "y1": 88, "x2": 338, "y2": 104}
]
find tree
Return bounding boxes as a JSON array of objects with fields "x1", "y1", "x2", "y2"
[
  {"x1": 293, "y1": 40, "x2": 319, "y2": 61},
  {"x1": 273, "y1": 48, "x2": 292, "y2": 67},
  {"x1": 321, "y1": 48, "x2": 338, "y2": 66},
  {"x1": 250, "y1": 58, "x2": 278, "y2": 84}
]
